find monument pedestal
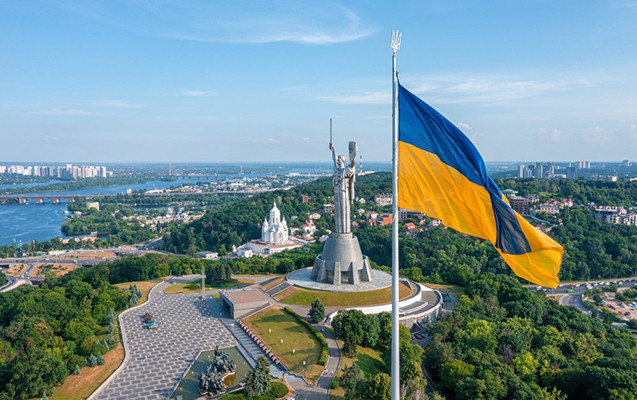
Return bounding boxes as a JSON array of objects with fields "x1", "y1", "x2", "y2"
[{"x1": 311, "y1": 233, "x2": 372, "y2": 284}]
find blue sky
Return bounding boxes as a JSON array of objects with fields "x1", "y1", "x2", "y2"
[{"x1": 1, "y1": 0, "x2": 636, "y2": 163}]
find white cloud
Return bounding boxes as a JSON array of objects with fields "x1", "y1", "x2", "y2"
[
  {"x1": 183, "y1": 90, "x2": 216, "y2": 97},
  {"x1": 551, "y1": 129, "x2": 562, "y2": 141},
  {"x1": 583, "y1": 126, "x2": 610, "y2": 144},
  {"x1": 397, "y1": 74, "x2": 594, "y2": 104},
  {"x1": 319, "y1": 74, "x2": 593, "y2": 106},
  {"x1": 534, "y1": 127, "x2": 563, "y2": 142},
  {"x1": 32, "y1": 109, "x2": 103, "y2": 116},
  {"x1": 267, "y1": 138, "x2": 280, "y2": 143},
  {"x1": 62, "y1": 1, "x2": 374, "y2": 45}
]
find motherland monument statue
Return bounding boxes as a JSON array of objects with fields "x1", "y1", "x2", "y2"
[{"x1": 311, "y1": 120, "x2": 372, "y2": 284}]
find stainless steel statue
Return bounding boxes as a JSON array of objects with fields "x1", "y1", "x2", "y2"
[
  {"x1": 329, "y1": 136, "x2": 356, "y2": 234},
  {"x1": 312, "y1": 121, "x2": 372, "y2": 284}
]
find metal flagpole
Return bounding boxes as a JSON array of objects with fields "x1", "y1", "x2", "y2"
[{"x1": 390, "y1": 30, "x2": 402, "y2": 400}]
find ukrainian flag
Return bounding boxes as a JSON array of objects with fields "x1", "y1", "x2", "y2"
[{"x1": 397, "y1": 83, "x2": 563, "y2": 288}]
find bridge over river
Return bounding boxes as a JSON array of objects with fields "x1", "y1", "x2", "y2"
[{"x1": 0, "y1": 189, "x2": 268, "y2": 204}]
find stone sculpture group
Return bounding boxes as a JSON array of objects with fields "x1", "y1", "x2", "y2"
[{"x1": 198, "y1": 346, "x2": 237, "y2": 396}]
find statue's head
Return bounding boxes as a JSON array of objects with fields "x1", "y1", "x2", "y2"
[{"x1": 337, "y1": 155, "x2": 346, "y2": 168}]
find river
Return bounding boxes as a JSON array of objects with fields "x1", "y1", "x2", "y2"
[{"x1": 0, "y1": 163, "x2": 393, "y2": 246}]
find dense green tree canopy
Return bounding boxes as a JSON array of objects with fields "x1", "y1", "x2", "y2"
[{"x1": 424, "y1": 274, "x2": 637, "y2": 400}]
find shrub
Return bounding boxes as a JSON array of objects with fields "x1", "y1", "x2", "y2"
[
  {"x1": 219, "y1": 393, "x2": 247, "y2": 400},
  {"x1": 269, "y1": 381, "x2": 288, "y2": 398},
  {"x1": 331, "y1": 379, "x2": 340, "y2": 389}
]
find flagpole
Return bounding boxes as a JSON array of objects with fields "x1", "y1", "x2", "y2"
[{"x1": 390, "y1": 30, "x2": 402, "y2": 400}]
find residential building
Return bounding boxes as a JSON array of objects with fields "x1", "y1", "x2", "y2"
[
  {"x1": 196, "y1": 251, "x2": 219, "y2": 260},
  {"x1": 374, "y1": 193, "x2": 392, "y2": 206},
  {"x1": 510, "y1": 196, "x2": 530, "y2": 215},
  {"x1": 378, "y1": 214, "x2": 393, "y2": 226}
]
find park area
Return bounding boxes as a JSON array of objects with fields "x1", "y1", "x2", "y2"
[
  {"x1": 41, "y1": 279, "x2": 161, "y2": 400},
  {"x1": 274, "y1": 282, "x2": 413, "y2": 307},
  {"x1": 244, "y1": 306, "x2": 324, "y2": 380}
]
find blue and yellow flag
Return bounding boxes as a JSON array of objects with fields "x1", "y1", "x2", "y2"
[{"x1": 397, "y1": 83, "x2": 563, "y2": 288}]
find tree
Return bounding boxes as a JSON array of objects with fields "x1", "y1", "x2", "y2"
[
  {"x1": 339, "y1": 363, "x2": 364, "y2": 400},
  {"x1": 7, "y1": 349, "x2": 68, "y2": 400},
  {"x1": 309, "y1": 298, "x2": 325, "y2": 323},
  {"x1": 244, "y1": 356, "x2": 270, "y2": 397},
  {"x1": 343, "y1": 330, "x2": 359, "y2": 357},
  {"x1": 513, "y1": 352, "x2": 539, "y2": 381},
  {"x1": 73, "y1": 365, "x2": 81, "y2": 375},
  {"x1": 96, "y1": 352, "x2": 106, "y2": 366},
  {"x1": 439, "y1": 360, "x2": 475, "y2": 393},
  {"x1": 363, "y1": 373, "x2": 391, "y2": 400},
  {"x1": 85, "y1": 354, "x2": 98, "y2": 368},
  {"x1": 378, "y1": 312, "x2": 392, "y2": 347}
]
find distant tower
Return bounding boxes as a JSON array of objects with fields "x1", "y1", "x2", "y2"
[
  {"x1": 359, "y1": 155, "x2": 363, "y2": 174},
  {"x1": 168, "y1": 161, "x2": 171, "y2": 177}
]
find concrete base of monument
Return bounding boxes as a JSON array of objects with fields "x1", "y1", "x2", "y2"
[
  {"x1": 286, "y1": 267, "x2": 392, "y2": 292},
  {"x1": 310, "y1": 232, "x2": 373, "y2": 285}
]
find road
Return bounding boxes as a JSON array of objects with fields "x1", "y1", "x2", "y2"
[
  {"x1": 530, "y1": 277, "x2": 637, "y2": 295},
  {"x1": 0, "y1": 245, "x2": 170, "y2": 291}
]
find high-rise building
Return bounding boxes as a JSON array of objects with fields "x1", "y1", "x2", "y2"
[
  {"x1": 518, "y1": 164, "x2": 526, "y2": 178},
  {"x1": 535, "y1": 162, "x2": 544, "y2": 178},
  {"x1": 577, "y1": 161, "x2": 590, "y2": 169},
  {"x1": 547, "y1": 162, "x2": 555, "y2": 175},
  {"x1": 567, "y1": 166, "x2": 578, "y2": 179},
  {"x1": 523, "y1": 167, "x2": 534, "y2": 178}
]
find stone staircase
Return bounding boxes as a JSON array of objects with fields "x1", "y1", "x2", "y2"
[
  {"x1": 266, "y1": 281, "x2": 292, "y2": 297},
  {"x1": 222, "y1": 318, "x2": 286, "y2": 378}
]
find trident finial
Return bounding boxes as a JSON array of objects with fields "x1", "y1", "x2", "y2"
[{"x1": 391, "y1": 30, "x2": 402, "y2": 51}]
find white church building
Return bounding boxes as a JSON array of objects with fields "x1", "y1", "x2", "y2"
[{"x1": 237, "y1": 202, "x2": 302, "y2": 257}]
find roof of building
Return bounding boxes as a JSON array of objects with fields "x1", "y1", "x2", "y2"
[{"x1": 222, "y1": 287, "x2": 270, "y2": 305}]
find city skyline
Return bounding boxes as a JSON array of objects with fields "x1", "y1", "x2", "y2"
[{"x1": 1, "y1": 1, "x2": 636, "y2": 163}]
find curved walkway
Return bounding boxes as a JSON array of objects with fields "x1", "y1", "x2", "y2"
[{"x1": 92, "y1": 280, "x2": 236, "y2": 400}]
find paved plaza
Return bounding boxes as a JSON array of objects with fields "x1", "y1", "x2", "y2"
[{"x1": 96, "y1": 281, "x2": 236, "y2": 400}]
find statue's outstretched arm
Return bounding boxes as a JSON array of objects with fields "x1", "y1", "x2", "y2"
[{"x1": 348, "y1": 141, "x2": 357, "y2": 167}]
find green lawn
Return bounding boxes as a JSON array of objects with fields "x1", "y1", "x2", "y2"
[
  {"x1": 244, "y1": 307, "x2": 322, "y2": 379},
  {"x1": 274, "y1": 283, "x2": 412, "y2": 307},
  {"x1": 331, "y1": 343, "x2": 385, "y2": 400},
  {"x1": 345, "y1": 345, "x2": 384, "y2": 377},
  {"x1": 164, "y1": 278, "x2": 254, "y2": 295},
  {"x1": 424, "y1": 283, "x2": 466, "y2": 298}
]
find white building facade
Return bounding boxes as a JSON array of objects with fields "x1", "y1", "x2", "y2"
[{"x1": 261, "y1": 202, "x2": 289, "y2": 244}]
